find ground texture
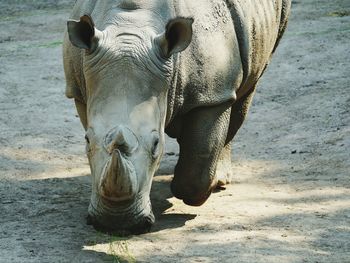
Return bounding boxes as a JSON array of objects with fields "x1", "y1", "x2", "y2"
[{"x1": 0, "y1": 0, "x2": 349, "y2": 262}]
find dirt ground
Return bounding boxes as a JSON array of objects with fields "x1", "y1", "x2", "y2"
[{"x1": 0, "y1": 0, "x2": 349, "y2": 262}]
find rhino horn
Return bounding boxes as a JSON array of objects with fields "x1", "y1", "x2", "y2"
[{"x1": 99, "y1": 149, "x2": 138, "y2": 202}]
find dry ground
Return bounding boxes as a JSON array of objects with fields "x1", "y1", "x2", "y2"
[{"x1": 0, "y1": 0, "x2": 349, "y2": 262}]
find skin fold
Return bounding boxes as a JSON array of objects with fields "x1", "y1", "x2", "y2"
[{"x1": 63, "y1": 0, "x2": 291, "y2": 234}]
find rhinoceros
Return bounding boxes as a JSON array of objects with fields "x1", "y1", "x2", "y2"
[{"x1": 63, "y1": 0, "x2": 291, "y2": 234}]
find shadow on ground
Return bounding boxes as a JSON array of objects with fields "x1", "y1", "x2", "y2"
[
  {"x1": 0, "y1": 173, "x2": 196, "y2": 262},
  {"x1": 1, "y1": 157, "x2": 348, "y2": 262}
]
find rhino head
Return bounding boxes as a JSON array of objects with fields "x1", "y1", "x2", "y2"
[{"x1": 67, "y1": 15, "x2": 193, "y2": 234}]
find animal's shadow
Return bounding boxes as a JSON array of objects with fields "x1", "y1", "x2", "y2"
[
  {"x1": 150, "y1": 149, "x2": 197, "y2": 231},
  {"x1": 150, "y1": 175, "x2": 197, "y2": 232},
  {"x1": 0, "y1": 171, "x2": 195, "y2": 262}
]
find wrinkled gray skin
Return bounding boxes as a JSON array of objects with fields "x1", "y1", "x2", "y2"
[{"x1": 63, "y1": 0, "x2": 291, "y2": 234}]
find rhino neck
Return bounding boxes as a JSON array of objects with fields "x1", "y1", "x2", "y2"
[{"x1": 165, "y1": 52, "x2": 181, "y2": 127}]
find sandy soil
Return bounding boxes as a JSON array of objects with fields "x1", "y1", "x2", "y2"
[{"x1": 0, "y1": 0, "x2": 349, "y2": 262}]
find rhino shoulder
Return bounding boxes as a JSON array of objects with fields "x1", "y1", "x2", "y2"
[{"x1": 273, "y1": 0, "x2": 292, "y2": 53}]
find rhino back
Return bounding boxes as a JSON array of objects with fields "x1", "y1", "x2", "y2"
[
  {"x1": 63, "y1": 0, "x2": 291, "y2": 117},
  {"x1": 167, "y1": 0, "x2": 290, "y2": 120},
  {"x1": 167, "y1": 0, "x2": 243, "y2": 120},
  {"x1": 226, "y1": 0, "x2": 291, "y2": 98}
]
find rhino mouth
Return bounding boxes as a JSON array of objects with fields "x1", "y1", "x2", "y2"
[
  {"x1": 86, "y1": 212, "x2": 154, "y2": 236},
  {"x1": 87, "y1": 193, "x2": 155, "y2": 235}
]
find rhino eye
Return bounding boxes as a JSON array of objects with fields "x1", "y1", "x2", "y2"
[
  {"x1": 151, "y1": 136, "x2": 160, "y2": 158},
  {"x1": 85, "y1": 135, "x2": 92, "y2": 154}
]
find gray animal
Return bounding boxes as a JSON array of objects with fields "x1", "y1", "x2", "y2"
[{"x1": 63, "y1": 0, "x2": 291, "y2": 234}]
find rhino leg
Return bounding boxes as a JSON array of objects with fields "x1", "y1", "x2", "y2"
[
  {"x1": 216, "y1": 142, "x2": 233, "y2": 186},
  {"x1": 215, "y1": 86, "x2": 257, "y2": 187},
  {"x1": 226, "y1": 86, "x2": 256, "y2": 144},
  {"x1": 171, "y1": 102, "x2": 232, "y2": 206},
  {"x1": 74, "y1": 99, "x2": 87, "y2": 130},
  {"x1": 215, "y1": 84, "x2": 257, "y2": 187}
]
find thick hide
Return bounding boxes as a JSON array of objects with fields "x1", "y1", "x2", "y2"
[{"x1": 63, "y1": 0, "x2": 291, "y2": 233}]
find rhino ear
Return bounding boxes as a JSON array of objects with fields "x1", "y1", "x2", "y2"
[
  {"x1": 157, "y1": 17, "x2": 194, "y2": 58},
  {"x1": 67, "y1": 15, "x2": 100, "y2": 51}
]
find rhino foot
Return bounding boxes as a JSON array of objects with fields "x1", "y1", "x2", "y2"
[
  {"x1": 216, "y1": 143, "x2": 233, "y2": 187},
  {"x1": 216, "y1": 169, "x2": 233, "y2": 187}
]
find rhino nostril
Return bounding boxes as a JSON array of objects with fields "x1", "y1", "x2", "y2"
[{"x1": 113, "y1": 142, "x2": 129, "y2": 155}]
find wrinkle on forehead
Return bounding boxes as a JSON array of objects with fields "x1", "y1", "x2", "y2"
[
  {"x1": 102, "y1": 5, "x2": 166, "y2": 31},
  {"x1": 85, "y1": 32, "x2": 172, "y2": 84}
]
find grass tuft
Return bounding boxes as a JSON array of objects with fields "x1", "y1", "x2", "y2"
[
  {"x1": 108, "y1": 236, "x2": 136, "y2": 263},
  {"x1": 38, "y1": 41, "x2": 63, "y2": 48},
  {"x1": 328, "y1": 10, "x2": 350, "y2": 17}
]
